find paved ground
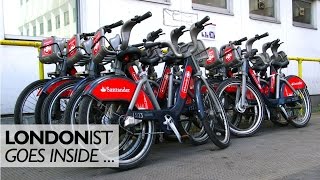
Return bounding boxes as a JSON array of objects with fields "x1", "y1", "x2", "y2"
[{"x1": 1, "y1": 114, "x2": 320, "y2": 180}]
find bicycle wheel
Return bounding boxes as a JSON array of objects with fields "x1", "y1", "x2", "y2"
[
  {"x1": 14, "y1": 79, "x2": 50, "y2": 124},
  {"x1": 216, "y1": 78, "x2": 264, "y2": 137},
  {"x1": 63, "y1": 82, "x2": 88, "y2": 124},
  {"x1": 78, "y1": 96, "x2": 155, "y2": 170},
  {"x1": 41, "y1": 81, "x2": 77, "y2": 124},
  {"x1": 201, "y1": 80, "x2": 230, "y2": 149},
  {"x1": 285, "y1": 89, "x2": 311, "y2": 128}
]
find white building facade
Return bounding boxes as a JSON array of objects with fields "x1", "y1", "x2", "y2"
[{"x1": 0, "y1": 0, "x2": 320, "y2": 114}]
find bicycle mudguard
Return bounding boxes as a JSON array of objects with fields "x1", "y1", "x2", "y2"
[
  {"x1": 281, "y1": 75, "x2": 307, "y2": 97},
  {"x1": 40, "y1": 76, "x2": 79, "y2": 95},
  {"x1": 84, "y1": 76, "x2": 154, "y2": 110},
  {"x1": 69, "y1": 77, "x2": 95, "y2": 96}
]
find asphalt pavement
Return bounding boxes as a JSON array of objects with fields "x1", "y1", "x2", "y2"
[{"x1": 1, "y1": 114, "x2": 320, "y2": 180}]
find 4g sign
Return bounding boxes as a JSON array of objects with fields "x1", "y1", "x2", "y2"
[{"x1": 199, "y1": 23, "x2": 216, "y2": 41}]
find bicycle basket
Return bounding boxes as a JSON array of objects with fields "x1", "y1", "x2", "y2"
[
  {"x1": 66, "y1": 34, "x2": 91, "y2": 65},
  {"x1": 92, "y1": 28, "x2": 117, "y2": 64},
  {"x1": 39, "y1": 36, "x2": 66, "y2": 64},
  {"x1": 221, "y1": 45, "x2": 242, "y2": 67},
  {"x1": 197, "y1": 47, "x2": 223, "y2": 70}
]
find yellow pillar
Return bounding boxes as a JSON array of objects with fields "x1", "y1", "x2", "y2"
[
  {"x1": 37, "y1": 48, "x2": 44, "y2": 79},
  {"x1": 298, "y1": 58, "x2": 303, "y2": 78}
]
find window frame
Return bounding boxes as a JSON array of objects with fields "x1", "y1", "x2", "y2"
[
  {"x1": 56, "y1": 15, "x2": 61, "y2": 29},
  {"x1": 64, "y1": 11, "x2": 70, "y2": 26},
  {"x1": 192, "y1": 0, "x2": 234, "y2": 16},
  {"x1": 249, "y1": 0, "x2": 281, "y2": 24},
  {"x1": 138, "y1": 0, "x2": 170, "y2": 5},
  {"x1": 47, "y1": 19, "x2": 52, "y2": 32},
  {"x1": 3, "y1": 0, "x2": 81, "y2": 41},
  {"x1": 292, "y1": 0, "x2": 317, "y2": 30},
  {"x1": 40, "y1": 22, "x2": 44, "y2": 35}
]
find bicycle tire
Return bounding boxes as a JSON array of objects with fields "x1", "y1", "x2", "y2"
[
  {"x1": 287, "y1": 89, "x2": 312, "y2": 128},
  {"x1": 78, "y1": 95, "x2": 155, "y2": 170},
  {"x1": 14, "y1": 79, "x2": 50, "y2": 124},
  {"x1": 41, "y1": 81, "x2": 78, "y2": 124},
  {"x1": 216, "y1": 78, "x2": 265, "y2": 137},
  {"x1": 201, "y1": 80, "x2": 230, "y2": 149}
]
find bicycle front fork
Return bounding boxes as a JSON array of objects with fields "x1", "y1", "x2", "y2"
[{"x1": 236, "y1": 60, "x2": 249, "y2": 113}]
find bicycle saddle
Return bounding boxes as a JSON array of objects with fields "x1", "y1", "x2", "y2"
[
  {"x1": 270, "y1": 51, "x2": 289, "y2": 68},
  {"x1": 140, "y1": 48, "x2": 161, "y2": 66},
  {"x1": 117, "y1": 46, "x2": 142, "y2": 63},
  {"x1": 251, "y1": 52, "x2": 270, "y2": 71}
]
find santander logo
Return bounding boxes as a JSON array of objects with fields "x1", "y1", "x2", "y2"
[
  {"x1": 291, "y1": 82, "x2": 302, "y2": 86},
  {"x1": 44, "y1": 46, "x2": 52, "y2": 54},
  {"x1": 100, "y1": 86, "x2": 130, "y2": 93},
  {"x1": 180, "y1": 66, "x2": 192, "y2": 99},
  {"x1": 206, "y1": 49, "x2": 215, "y2": 64},
  {"x1": 226, "y1": 53, "x2": 232, "y2": 62}
]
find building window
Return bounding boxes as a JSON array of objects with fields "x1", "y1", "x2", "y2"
[
  {"x1": 47, "y1": 19, "x2": 52, "y2": 32},
  {"x1": 56, "y1": 15, "x2": 61, "y2": 29},
  {"x1": 21, "y1": 31, "x2": 23, "y2": 36},
  {"x1": 249, "y1": 0, "x2": 280, "y2": 23},
  {"x1": 192, "y1": 0, "x2": 233, "y2": 15},
  {"x1": 33, "y1": 26, "x2": 36, "y2": 36},
  {"x1": 64, "y1": 11, "x2": 70, "y2": 26},
  {"x1": 292, "y1": 0, "x2": 316, "y2": 29},
  {"x1": 2, "y1": 0, "x2": 78, "y2": 39},
  {"x1": 40, "y1": 23, "x2": 44, "y2": 35},
  {"x1": 73, "y1": 8, "x2": 77, "y2": 22},
  {"x1": 26, "y1": 29, "x2": 29, "y2": 36}
]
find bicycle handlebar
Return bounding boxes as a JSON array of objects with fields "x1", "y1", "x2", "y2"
[
  {"x1": 196, "y1": 16, "x2": 210, "y2": 28},
  {"x1": 262, "y1": 39, "x2": 279, "y2": 53},
  {"x1": 80, "y1": 32, "x2": 95, "y2": 39},
  {"x1": 147, "y1": 28, "x2": 163, "y2": 42},
  {"x1": 103, "y1": 20, "x2": 124, "y2": 32},
  {"x1": 245, "y1": 32, "x2": 269, "y2": 53},
  {"x1": 174, "y1": 26, "x2": 186, "y2": 34},
  {"x1": 171, "y1": 25, "x2": 186, "y2": 47},
  {"x1": 231, "y1": 37, "x2": 248, "y2": 46},
  {"x1": 257, "y1": 32, "x2": 269, "y2": 39},
  {"x1": 190, "y1": 16, "x2": 210, "y2": 53},
  {"x1": 120, "y1": 12, "x2": 152, "y2": 50},
  {"x1": 131, "y1": 11, "x2": 152, "y2": 23},
  {"x1": 271, "y1": 39, "x2": 282, "y2": 57}
]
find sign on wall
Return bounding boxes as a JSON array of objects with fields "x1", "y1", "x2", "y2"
[
  {"x1": 199, "y1": 24, "x2": 216, "y2": 41},
  {"x1": 163, "y1": 8, "x2": 198, "y2": 27}
]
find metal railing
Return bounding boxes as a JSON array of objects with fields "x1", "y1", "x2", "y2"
[
  {"x1": 288, "y1": 57, "x2": 320, "y2": 78},
  {"x1": 0, "y1": 39, "x2": 44, "y2": 79}
]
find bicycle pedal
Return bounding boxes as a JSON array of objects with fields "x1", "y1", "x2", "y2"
[
  {"x1": 124, "y1": 116, "x2": 142, "y2": 128},
  {"x1": 164, "y1": 115, "x2": 182, "y2": 143},
  {"x1": 288, "y1": 115, "x2": 298, "y2": 121},
  {"x1": 181, "y1": 134, "x2": 189, "y2": 139}
]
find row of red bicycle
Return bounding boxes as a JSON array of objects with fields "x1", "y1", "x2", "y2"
[{"x1": 14, "y1": 12, "x2": 311, "y2": 169}]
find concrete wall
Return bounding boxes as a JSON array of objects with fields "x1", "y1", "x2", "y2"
[{"x1": 1, "y1": 0, "x2": 320, "y2": 114}]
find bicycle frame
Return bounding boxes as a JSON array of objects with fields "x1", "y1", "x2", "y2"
[
  {"x1": 124, "y1": 54, "x2": 219, "y2": 142},
  {"x1": 234, "y1": 59, "x2": 306, "y2": 109}
]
